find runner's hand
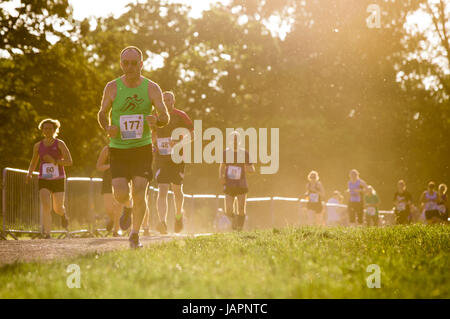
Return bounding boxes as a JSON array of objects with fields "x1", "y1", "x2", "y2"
[
  {"x1": 25, "y1": 173, "x2": 33, "y2": 184},
  {"x1": 220, "y1": 176, "x2": 226, "y2": 185},
  {"x1": 106, "y1": 125, "x2": 119, "y2": 138},
  {"x1": 170, "y1": 139, "x2": 180, "y2": 147},
  {"x1": 146, "y1": 115, "x2": 157, "y2": 128}
]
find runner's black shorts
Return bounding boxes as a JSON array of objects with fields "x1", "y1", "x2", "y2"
[
  {"x1": 224, "y1": 186, "x2": 248, "y2": 197},
  {"x1": 425, "y1": 210, "x2": 440, "y2": 220},
  {"x1": 348, "y1": 201, "x2": 364, "y2": 224},
  {"x1": 307, "y1": 202, "x2": 323, "y2": 214},
  {"x1": 155, "y1": 160, "x2": 185, "y2": 185},
  {"x1": 39, "y1": 178, "x2": 65, "y2": 193},
  {"x1": 109, "y1": 144, "x2": 153, "y2": 182},
  {"x1": 395, "y1": 209, "x2": 410, "y2": 224}
]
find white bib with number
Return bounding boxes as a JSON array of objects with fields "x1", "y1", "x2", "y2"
[
  {"x1": 120, "y1": 114, "x2": 144, "y2": 140},
  {"x1": 42, "y1": 163, "x2": 58, "y2": 179},
  {"x1": 227, "y1": 166, "x2": 242, "y2": 180},
  {"x1": 367, "y1": 207, "x2": 376, "y2": 216},
  {"x1": 157, "y1": 137, "x2": 172, "y2": 155},
  {"x1": 397, "y1": 202, "x2": 406, "y2": 211},
  {"x1": 309, "y1": 193, "x2": 319, "y2": 203}
]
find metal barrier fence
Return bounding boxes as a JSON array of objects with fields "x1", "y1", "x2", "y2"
[{"x1": 1, "y1": 167, "x2": 396, "y2": 240}]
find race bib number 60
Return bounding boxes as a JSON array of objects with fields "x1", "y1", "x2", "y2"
[
  {"x1": 309, "y1": 193, "x2": 319, "y2": 203},
  {"x1": 227, "y1": 166, "x2": 242, "y2": 180},
  {"x1": 120, "y1": 114, "x2": 144, "y2": 140},
  {"x1": 42, "y1": 163, "x2": 58, "y2": 179}
]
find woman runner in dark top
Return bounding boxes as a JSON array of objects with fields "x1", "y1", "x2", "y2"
[
  {"x1": 393, "y1": 180, "x2": 413, "y2": 225},
  {"x1": 26, "y1": 119, "x2": 72, "y2": 238},
  {"x1": 219, "y1": 131, "x2": 255, "y2": 231}
]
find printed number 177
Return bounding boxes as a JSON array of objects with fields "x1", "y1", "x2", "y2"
[{"x1": 124, "y1": 121, "x2": 140, "y2": 130}]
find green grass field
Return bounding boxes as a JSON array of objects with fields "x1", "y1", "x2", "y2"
[{"x1": 0, "y1": 225, "x2": 449, "y2": 298}]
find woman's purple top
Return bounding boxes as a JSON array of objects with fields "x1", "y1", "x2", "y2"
[{"x1": 38, "y1": 139, "x2": 65, "y2": 179}]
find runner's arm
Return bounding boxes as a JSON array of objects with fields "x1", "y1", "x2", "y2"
[
  {"x1": 26, "y1": 142, "x2": 40, "y2": 179},
  {"x1": 96, "y1": 146, "x2": 110, "y2": 172},
  {"x1": 219, "y1": 163, "x2": 226, "y2": 184},
  {"x1": 360, "y1": 180, "x2": 368, "y2": 192},
  {"x1": 304, "y1": 183, "x2": 310, "y2": 197},
  {"x1": 419, "y1": 192, "x2": 425, "y2": 204},
  {"x1": 151, "y1": 128, "x2": 159, "y2": 154},
  {"x1": 245, "y1": 164, "x2": 255, "y2": 174},
  {"x1": 57, "y1": 140, "x2": 73, "y2": 166},
  {"x1": 148, "y1": 81, "x2": 169, "y2": 127},
  {"x1": 98, "y1": 82, "x2": 117, "y2": 136}
]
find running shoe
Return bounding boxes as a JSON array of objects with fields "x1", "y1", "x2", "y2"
[
  {"x1": 174, "y1": 215, "x2": 183, "y2": 233},
  {"x1": 129, "y1": 233, "x2": 143, "y2": 249},
  {"x1": 61, "y1": 214, "x2": 69, "y2": 230},
  {"x1": 120, "y1": 207, "x2": 133, "y2": 230},
  {"x1": 157, "y1": 221, "x2": 168, "y2": 235},
  {"x1": 112, "y1": 231, "x2": 121, "y2": 237}
]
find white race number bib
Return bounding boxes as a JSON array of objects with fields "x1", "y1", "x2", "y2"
[
  {"x1": 309, "y1": 193, "x2": 319, "y2": 203},
  {"x1": 42, "y1": 163, "x2": 58, "y2": 179},
  {"x1": 120, "y1": 114, "x2": 144, "y2": 140},
  {"x1": 157, "y1": 137, "x2": 172, "y2": 155},
  {"x1": 397, "y1": 202, "x2": 406, "y2": 211},
  {"x1": 227, "y1": 166, "x2": 242, "y2": 180}
]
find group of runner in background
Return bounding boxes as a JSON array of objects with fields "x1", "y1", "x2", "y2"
[
  {"x1": 304, "y1": 169, "x2": 448, "y2": 227},
  {"x1": 26, "y1": 46, "x2": 448, "y2": 245}
]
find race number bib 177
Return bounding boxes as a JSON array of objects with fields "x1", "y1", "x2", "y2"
[
  {"x1": 367, "y1": 207, "x2": 376, "y2": 216},
  {"x1": 157, "y1": 137, "x2": 172, "y2": 155},
  {"x1": 42, "y1": 163, "x2": 58, "y2": 179},
  {"x1": 309, "y1": 193, "x2": 319, "y2": 203},
  {"x1": 120, "y1": 114, "x2": 144, "y2": 140},
  {"x1": 227, "y1": 166, "x2": 242, "y2": 180}
]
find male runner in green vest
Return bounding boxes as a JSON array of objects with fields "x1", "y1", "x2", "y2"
[{"x1": 98, "y1": 46, "x2": 169, "y2": 248}]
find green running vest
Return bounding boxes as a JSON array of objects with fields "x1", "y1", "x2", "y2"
[{"x1": 109, "y1": 77, "x2": 153, "y2": 149}]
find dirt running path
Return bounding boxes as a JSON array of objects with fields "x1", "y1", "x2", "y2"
[{"x1": 0, "y1": 233, "x2": 211, "y2": 267}]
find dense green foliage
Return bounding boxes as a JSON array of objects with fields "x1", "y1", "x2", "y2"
[
  {"x1": 0, "y1": 225, "x2": 449, "y2": 298},
  {"x1": 1, "y1": 0, "x2": 449, "y2": 208}
]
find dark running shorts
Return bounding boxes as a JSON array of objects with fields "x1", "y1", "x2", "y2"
[
  {"x1": 101, "y1": 169, "x2": 113, "y2": 194},
  {"x1": 425, "y1": 210, "x2": 440, "y2": 220},
  {"x1": 155, "y1": 161, "x2": 185, "y2": 185},
  {"x1": 348, "y1": 201, "x2": 364, "y2": 224},
  {"x1": 307, "y1": 202, "x2": 323, "y2": 214},
  {"x1": 109, "y1": 144, "x2": 153, "y2": 182},
  {"x1": 395, "y1": 209, "x2": 410, "y2": 224},
  {"x1": 224, "y1": 186, "x2": 248, "y2": 197},
  {"x1": 38, "y1": 178, "x2": 65, "y2": 193}
]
